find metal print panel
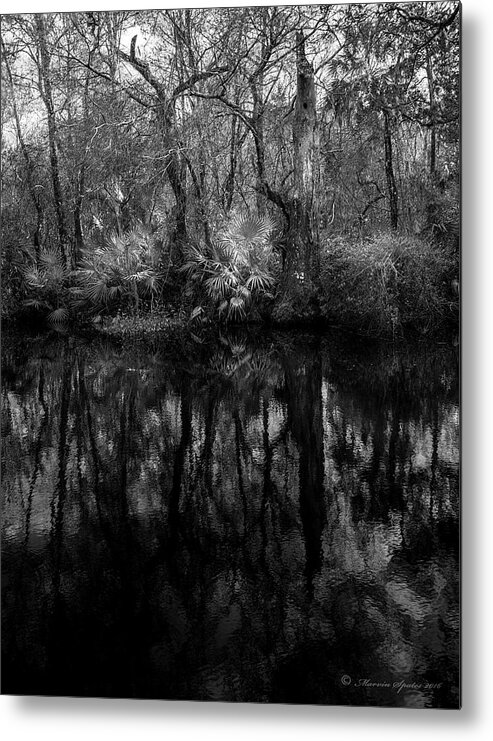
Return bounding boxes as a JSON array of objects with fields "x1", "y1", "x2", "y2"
[{"x1": 1, "y1": 2, "x2": 460, "y2": 708}]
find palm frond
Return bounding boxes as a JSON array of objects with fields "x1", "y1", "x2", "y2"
[
  {"x1": 206, "y1": 274, "x2": 229, "y2": 299},
  {"x1": 228, "y1": 295, "x2": 246, "y2": 320},
  {"x1": 190, "y1": 306, "x2": 204, "y2": 322},
  {"x1": 22, "y1": 267, "x2": 45, "y2": 287},
  {"x1": 82, "y1": 278, "x2": 112, "y2": 305},
  {"x1": 237, "y1": 285, "x2": 252, "y2": 301},
  {"x1": 39, "y1": 248, "x2": 65, "y2": 270},
  {"x1": 23, "y1": 297, "x2": 51, "y2": 311},
  {"x1": 218, "y1": 300, "x2": 229, "y2": 316},
  {"x1": 246, "y1": 272, "x2": 275, "y2": 292},
  {"x1": 226, "y1": 212, "x2": 274, "y2": 246},
  {"x1": 47, "y1": 306, "x2": 69, "y2": 326},
  {"x1": 45, "y1": 265, "x2": 69, "y2": 287}
]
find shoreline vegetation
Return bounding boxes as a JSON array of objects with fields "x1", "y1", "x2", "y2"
[
  {"x1": 2, "y1": 5, "x2": 459, "y2": 341},
  {"x1": 4, "y1": 228, "x2": 459, "y2": 341}
]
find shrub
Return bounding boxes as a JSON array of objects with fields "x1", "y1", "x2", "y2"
[
  {"x1": 422, "y1": 177, "x2": 460, "y2": 252},
  {"x1": 97, "y1": 307, "x2": 179, "y2": 338},
  {"x1": 319, "y1": 232, "x2": 457, "y2": 336},
  {"x1": 271, "y1": 278, "x2": 320, "y2": 325},
  {"x1": 182, "y1": 212, "x2": 277, "y2": 323},
  {"x1": 1, "y1": 243, "x2": 32, "y2": 319},
  {"x1": 20, "y1": 248, "x2": 73, "y2": 328},
  {"x1": 76, "y1": 223, "x2": 163, "y2": 315}
]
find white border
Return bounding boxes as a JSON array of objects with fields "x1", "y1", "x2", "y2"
[{"x1": 2, "y1": 1, "x2": 492, "y2": 739}]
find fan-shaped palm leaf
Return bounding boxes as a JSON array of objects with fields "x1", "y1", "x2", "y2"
[
  {"x1": 226, "y1": 212, "x2": 274, "y2": 246},
  {"x1": 81, "y1": 277, "x2": 113, "y2": 306},
  {"x1": 246, "y1": 272, "x2": 275, "y2": 292},
  {"x1": 39, "y1": 248, "x2": 66, "y2": 271},
  {"x1": 22, "y1": 267, "x2": 45, "y2": 288},
  {"x1": 206, "y1": 274, "x2": 230, "y2": 299},
  {"x1": 237, "y1": 285, "x2": 252, "y2": 301},
  {"x1": 228, "y1": 296, "x2": 246, "y2": 320},
  {"x1": 47, "y1": 307, "x2": 69, "y2": 327},
  {"x1": 45, "y1": 265, "x2": 69, "y2": 287}
]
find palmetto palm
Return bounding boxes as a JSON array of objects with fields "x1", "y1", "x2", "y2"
[
  {"x1": 77, "y1": 223, "x2": 162, "y2": 313},
  {"x1": 21, "y1": 248, "x2": 73, "y2": 326},
  {"x1": 182, "y1": 212, "x2": 276, "y2": 322}
]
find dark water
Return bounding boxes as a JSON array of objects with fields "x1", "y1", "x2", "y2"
[{"x1": 1, "y1": 330, "x2": 460, "y2": 707}]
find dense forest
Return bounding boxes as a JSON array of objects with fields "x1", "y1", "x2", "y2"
[{"x1": 1, "y1": 2, "x2": 460, "y2": 337}]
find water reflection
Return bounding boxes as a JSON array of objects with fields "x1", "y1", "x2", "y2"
[{"x1": 1, "y1": 330, "x2": 459, "y2": 707}]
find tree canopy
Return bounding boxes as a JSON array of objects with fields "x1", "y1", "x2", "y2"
[{"x1": 1, "y1": 2, "x2": 460, "y2": 334}]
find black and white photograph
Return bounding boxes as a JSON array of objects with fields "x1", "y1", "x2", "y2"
[{"x1": 2, "y1": 0, "x2": 461, "y2": 711}]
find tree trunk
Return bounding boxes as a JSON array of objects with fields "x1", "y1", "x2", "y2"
[
  {"x1": 164, "y1": 141, "x2": 187, "y2": 246},
  {"x1": 291, "y1": 31, "x2": 320, "y2": 281},
  {"x1": 73, "y1": 61, "x2": 94, "y2": 264},
  {"x1": 426, "y1": 45, "x2": 437, "y2": 176},
  {"x1": 383, "y1": 109, "x2": 399, "y2": 230},
  {"x1": 251, "y1": 82, "x2": 266, "y2": 215},
  {"x1": 224, "y1": 117, "x2": 240, "y2": 211},
  {"x1": 251, "y1": 79, "x2": 268, "y2": 217},
  {"x1": 73, "y1": 191, "x2": 84, "y2": 260},
  {"x1": 2, "y1": 40, "x2": 44, "y2": 259},
  {"x1": 250, "y1": 13, "x2": 269, "y2": 216},
  {"x1": 123, "y1": 37, "x2": 188, "y2": 251},
  {"x1": 154, "y1": 101, "x2": 187, "y2": 247},
  {"x1": 35, "y1": 15, "x2": 70, "y2": 265}
]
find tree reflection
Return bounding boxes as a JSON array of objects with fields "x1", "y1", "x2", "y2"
[{"x1": 2, "y1": 331, "x2": 459, "y2": 706}]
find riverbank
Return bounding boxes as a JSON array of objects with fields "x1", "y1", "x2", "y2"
[
  {"x1": 3, "y1": 228, "x2": 459, "y2": 342},
  {"x1": 3, "y1": 300, "x2": 459, "y2": 347}
]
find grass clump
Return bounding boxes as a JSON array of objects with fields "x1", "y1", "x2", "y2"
[{"x1": 96, "y1": 307, "x2": 182, "y2": 338}]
